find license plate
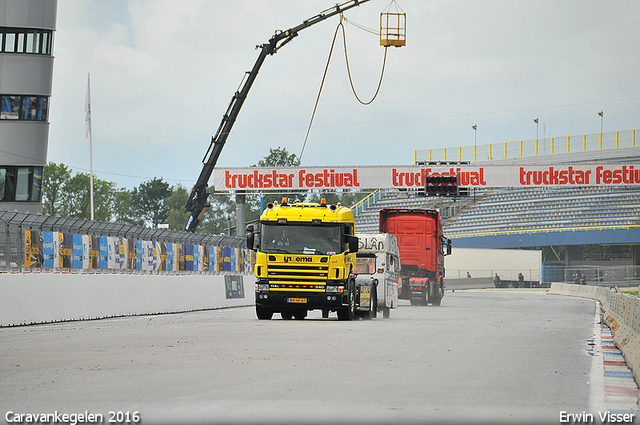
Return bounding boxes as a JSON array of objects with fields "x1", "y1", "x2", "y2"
[{"x1": 287, "y1": 298, "x2": 307, "y2": 304}]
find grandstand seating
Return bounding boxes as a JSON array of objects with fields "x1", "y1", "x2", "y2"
[
  {"x1": 354, "y1": 186, "x2": 640, "y2": 237},
  {"x1": 355, "y1": 145, "x2": 640, "y2": 238},
  {"x1": 354, "y1": 190, "x2": 475, "y2": 233}
]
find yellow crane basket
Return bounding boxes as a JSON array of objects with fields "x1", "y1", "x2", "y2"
[{"x1": 380, "y1": 5, "x2": 406, "y2": 47}]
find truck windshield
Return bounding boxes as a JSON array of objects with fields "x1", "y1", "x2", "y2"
[
  {"x1": 260, "y1": 224, "x2": 341, "y2": 255},
  {"x1": 355, "y1": 255, "x2": 376, "y2": 274}
]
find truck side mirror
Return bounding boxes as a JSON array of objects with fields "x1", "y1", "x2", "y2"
[
  {"x1": 446, "y1": 239, "x2": 452, "y2": 256},
  {"x1": 246, "y1": 224, "x2": 257, "y2": 251},
  {"x1": 348, "y1": 235, "x2": 359, "y2": 253}
]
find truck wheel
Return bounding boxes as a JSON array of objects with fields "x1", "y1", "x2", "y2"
[
  {"x1": 256, "y1": 305, "x2": 273, "y2": 320},
  {"x1": 363, "y1": 286, "x2": 377, "y2": 320},
  {"x1": 322, "y1": 310, "x2": 329, "y2": 318},
  {"x1": 430, "y1": 285, "x2": 443, "y2": 306},
  {"x1": 382, "y1": 307, "x2": 391, "y2": 319},
  {"x1": 337, "y1": 282, "x2": 356, "y2": 321},
  {"x1": 281, "y1": 311, "x2": 293, "y2": 320},
  {"x1": 294, "y1": 310, "x2": 307, "y2": 320}
]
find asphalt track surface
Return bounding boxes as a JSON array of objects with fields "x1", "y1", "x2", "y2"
[{"x1": 0, "y1": 290, "x2": 626, "y2": 425}]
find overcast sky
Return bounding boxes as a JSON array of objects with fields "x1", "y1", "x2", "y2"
[{"x1": 47, "y1": 0, "x2": 640, "y2": 190}]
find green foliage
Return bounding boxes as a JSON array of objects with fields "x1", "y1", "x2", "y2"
[
  {"x1": 113, "y1": 189, "x2": 140, "y2": 226},
  {"x1": 166, "y1": 184, "x2": 190, "y2": 231},
  {"x1": 251, "y1": 147, "x2": 304, "y2": 213},
  {"x1": 132, "y1": 177, "x2": 171, "y2": 228},
  {"x1": 57, "y1": 172, "x2": 116, "y2": 221},
  {"x1": 43, "y1": 162, "x2": 173, "y2": 228},
  {"x1": 41, "y1": 146, "x2": 370, "y2": 233},
  {"x1": 42, "y1": 162, "x2": 71, "y2": 215},
  {"x1": 256, "y1": 146, "x2": 301, "y2": 167}
]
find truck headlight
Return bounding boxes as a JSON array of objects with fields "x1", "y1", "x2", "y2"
[
  {"x1": 256, "y1": 283, "x2": 269, "y2": 292},
  {"x1": 326, "y1": 285, "x2": 344, "y2": 293}
]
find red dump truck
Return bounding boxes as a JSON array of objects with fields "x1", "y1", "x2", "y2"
[{"x1": 379, "y1": 208, "x2": 451, "y2": 306}]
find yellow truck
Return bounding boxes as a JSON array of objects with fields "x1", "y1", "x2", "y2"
[{"x1": 246, "y1": 198, "x2": 376, "y2": 320}]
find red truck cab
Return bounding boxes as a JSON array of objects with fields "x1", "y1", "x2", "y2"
[{"x1": 379, "y1": 208, "x2": 451, "y2": 306}]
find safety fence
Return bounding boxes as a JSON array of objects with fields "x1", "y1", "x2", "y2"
[
  {"x1": 543, "y1": 264, "x2": 640, "y2": 287},
  {"x1": 414, "y1": 129, "x2": 638, "y2": 163},
  {"x1": 446, "y1": 268, "x2": 541, "y2": 288},
  {"x1": 0, "y1": 210, "x2": 252, "y2": 275}
]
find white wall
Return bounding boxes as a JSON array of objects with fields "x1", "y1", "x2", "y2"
[
  {"x1": 445, "y1": 247, "x2": 542, "y2": 281},
  {"x1": 0, "y1": 273, "x2": 255, "y2": 327}
]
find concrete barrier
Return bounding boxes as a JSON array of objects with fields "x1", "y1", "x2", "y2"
[
  {"x1": 0, "y1": 273, "x2": 255, "y2": 327},
  {"x1": 446, "y1": 277, "x2": 494, "y2": 290},
  {"x1": 549, "y1": 283, "x2": 640, "y2": 399}
]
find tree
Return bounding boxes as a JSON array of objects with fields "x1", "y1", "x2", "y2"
[
  {"x1": 59, "y1": 172, "x2": 116, "y2": 221},
  {"x1": 132, "y1": 177, "x2": 171, "y2": 228},
  {"x1": 42, "y1": 162, "x2": 71, "y2": 215},
  {"x1": 251, "y1": 146, "x2": 303, "y2": 214},
  {"x1": 113, "y1": 189, "x2": 140, "y2": 226},
  {"x1": 197, "y1": 192, "x2": 237, "y2": 235},
  {"x1": 257, "y1": 146, "x2": 301, "y2": 167},
  {"x1": 166, "y1": 184, "x2": 190, "y2": 231}
]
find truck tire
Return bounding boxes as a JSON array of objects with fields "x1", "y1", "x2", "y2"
[
  {"x1": 382, "y1": 307, "x2": 391, "y2": 319},
  {"x1": 429, "y1": 283, "x2": 443, "y2": 306},
  {"x1": 363, "y1": 285, "x2": 377, "y2": 320},
  {"x1": 281, "y1": 311, "x2": 293, "y2": 320},
  {"x1": 337, "y1": 281, "x2": 356, "y2": 321},
  {"x1": 322, "y1": 310, "x2": 329, "y2": 318},
  {"x1": 256, "y1": 305, "x2": 273, "y2": 320}
]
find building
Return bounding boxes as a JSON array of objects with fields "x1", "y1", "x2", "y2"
[{"x1": 0, "y1": 0, "x2": 57, "y2": 213}]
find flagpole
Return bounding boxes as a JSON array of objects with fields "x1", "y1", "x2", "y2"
[{"x1": 86, "y1": 73, "x2": 94, "y2": 221}]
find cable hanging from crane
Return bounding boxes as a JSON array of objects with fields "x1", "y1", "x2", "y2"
[
  {"x1": 342, "y1": 0, "x2": 406, "y2": 105},
  {"x1": 300, "y1": 5, "x2": 403, "y2": 160},
  {"x1": 341, "y1": 17, "x2": 388, "y2": 106},
  {"x1": 299, "y1": 21, "x2": 342, "y2": 161}
]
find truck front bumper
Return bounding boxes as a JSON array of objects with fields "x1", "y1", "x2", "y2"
[{"x1": 255, "y1": 290, "x2": 347, "y2": 311}]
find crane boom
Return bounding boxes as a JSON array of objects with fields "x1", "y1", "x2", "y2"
[{"x1": 185, "y1": 0, "x2": 371, "y2": 232}]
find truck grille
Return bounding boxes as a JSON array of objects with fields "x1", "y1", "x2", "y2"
[{"x1": 267, "y1": 263, "x2": 329, "y2": 291}]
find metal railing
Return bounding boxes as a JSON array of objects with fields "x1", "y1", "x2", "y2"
[
  {"x1": 352, "y1": 188, "x2": 388, "y2": 217},
  {"x1": 0, "y1": 210, "x2": 249, "y2": 274},
  {"x1": 446, "y1": 223, "x2": 640, "y2": 239},
  {"x1": 415, "y1": 129, "x2": 638, "y2": 163},
  {"x1": 543, "y1": 264, "x2": 640, "y2": 287}
]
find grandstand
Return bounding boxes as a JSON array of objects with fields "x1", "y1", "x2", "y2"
[
  {"x1": 354, "y1": 185, "x2": 640, "y2": 236},
  {"x1": 353, "y1": 136, "x2": 640, "y2": 284},
  {"x1": 355, "y1": 144, "x2": 640, "y2": 236}
]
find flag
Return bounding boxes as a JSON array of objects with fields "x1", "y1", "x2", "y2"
[{"x1": 85, "y1": 73, "x2": 91, "y2": 138}]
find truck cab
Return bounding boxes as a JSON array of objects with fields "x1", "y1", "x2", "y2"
[
  {"x1": 379, "y1": 208, "x2": 452, "y2": 306},
  {"x1": 355, "y1": 233, "x2": 400, "y2": 318},
  {"x1": 247, "y1": 198, "x2": 376, "y2": 320}
]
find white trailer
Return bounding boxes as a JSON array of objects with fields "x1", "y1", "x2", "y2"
[{"x1": 356, "y1": 233, "x2": 400, "y2": 318}]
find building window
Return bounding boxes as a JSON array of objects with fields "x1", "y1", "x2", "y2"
[
  {"x1": 0, "y1": 166, "x2": 44, "y2": 203},
  {"x1": 1, "y1": 95, "x2": 48, "y2": 121},
  {"x1": 0, "y1": 27, "x2": 53, "y2": 55}
]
